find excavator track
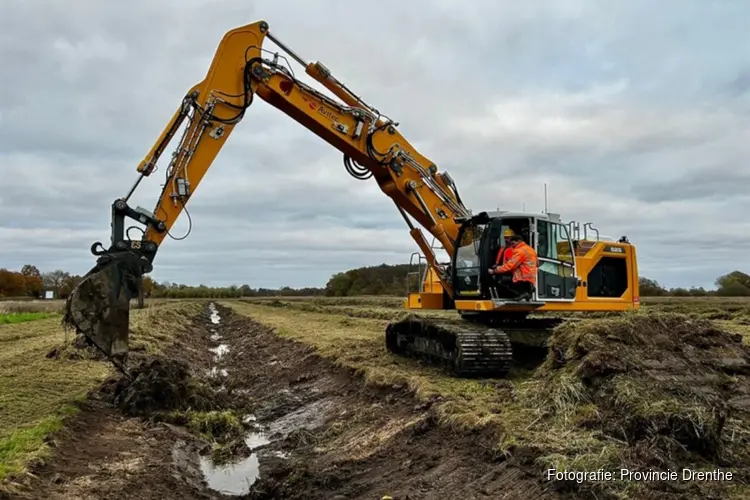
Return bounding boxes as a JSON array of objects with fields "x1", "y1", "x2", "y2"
[
  {"x1": 459, "y1": 313, "x2": 566, "y2": 347},
  {"x1": 385, "y1": 316, "x2": 513, "y2": 377}
]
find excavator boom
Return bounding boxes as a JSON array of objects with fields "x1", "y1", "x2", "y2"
[{"x1": 64, "y1": 20, "x2": 471, "y2": 362}]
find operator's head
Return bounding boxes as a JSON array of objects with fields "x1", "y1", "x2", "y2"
[
  {"x1": 503, "y1": 228, "x2": 515, "y2": 245},
  {"x1": 509, "y1": 234, "x2": 524, "y2": 246}
]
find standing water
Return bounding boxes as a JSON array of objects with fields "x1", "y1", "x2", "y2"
[
  {"x1": 199, "y1": 304, "x2": 284, "y2": 495},
  {"x1": 209, "y1": 344, "x2": 230, "y2": 361},
  {"x1": 199, "y1": 422, "x2": 271, "y2": 496},
  {"x1": 209, "y1": 303, "x2": 221, "y2": 324}
]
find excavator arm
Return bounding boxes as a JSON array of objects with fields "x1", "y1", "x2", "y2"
[{"x1": 64, "y1": 20, "x2": 472, "y2": 362}]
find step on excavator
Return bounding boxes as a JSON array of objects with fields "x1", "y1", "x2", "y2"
[{"x1": 63, "y1": 20, "x2": 641, "y2": 378}]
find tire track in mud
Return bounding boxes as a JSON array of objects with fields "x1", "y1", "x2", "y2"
[{"x1": 8, "y1": 303, "x2": 559, "y2": 500}]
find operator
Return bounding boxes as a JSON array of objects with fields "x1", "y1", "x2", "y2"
[
  {"x1": 494, "y1": 228, "x2": 516, "y2": 267},
  {"x1": 488, "y1": 234, "x2": 538, "y2": 300}
]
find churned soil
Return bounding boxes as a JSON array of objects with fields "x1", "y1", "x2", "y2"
[{"x1": 7, "y1": 303, "x2": 557, "y2": 500}]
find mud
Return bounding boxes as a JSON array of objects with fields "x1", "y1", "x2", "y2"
[
  {"x1": 111, "y1": 357, "x2": 215, "y2": 416},
  {"x1": 8, "y1": 396, "x2": 218, "y2": 500},
  {"x1": 11, "y1": 302, "x2": 557, "y2": 500}
]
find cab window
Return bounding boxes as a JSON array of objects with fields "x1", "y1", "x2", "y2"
[
  {"x1": 537, "y1": 221, "x2": 574, "y2": 278},
  {"x1": 538, "y1": 222, "x2": 573, "y2": 262}
]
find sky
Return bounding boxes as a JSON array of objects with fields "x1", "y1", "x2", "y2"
[{"x1": 1, "y1": 0, "x2": 749, "y2": 290}]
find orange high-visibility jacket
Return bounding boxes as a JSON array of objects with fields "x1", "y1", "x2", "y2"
[
  {"x1": 496, "y1": 242, "x2": 538, "y2": 284},
  {"x1": 495, "y1": 247, "x2": 514, "y2": 266}
]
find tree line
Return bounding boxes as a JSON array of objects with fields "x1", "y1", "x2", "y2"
[
  {"x1": 638, "y1": 271, "x2": 750, "y2": 297},
  {"x1": 0, "y1": 265, "x2": 327, "y2": 299},
  {"x1": 1, "y1": 263, "x2": 750, "y2": 299}
]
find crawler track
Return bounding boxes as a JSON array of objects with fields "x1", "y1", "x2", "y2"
[{"x1": 385, "y1": 316, "x2": 514, "y2": 377}]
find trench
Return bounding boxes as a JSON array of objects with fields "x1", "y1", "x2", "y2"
[
  {"x1": 180, "y1": 303, "x2": 556, "y2": 500},
  {"x1": 194, "y1": 303, "x2": 332, "y2": 497},
  {"x1": 200, "y1": 302, "x2": 264, "y2": 496}
]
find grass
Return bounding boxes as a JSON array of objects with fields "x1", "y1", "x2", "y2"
[
  {"x1": 0, "y1": 300, "x2": 203, "y2": 485},
  {"x1": 0, "y1": 404, "x2": 79, "y2": 480},
  {"x1": 0, "y1": 301, "x2": 64, "y2": 315},
  {"x1": 0, "y1": 312, "x2": 55, "y2": 324},
  {"x1": 224, "y1": 296, "x2": 750, "y2": 500},
  {"x1": 0, "y1": 314, "x2": 111, "y2": 483},
  {"x1": 164, "y1": 409, "x2": 249, "y2": 463},
  {"x1": 237, "y1": 295, "x2": 750, "y2": 346},
  {"x1": 227, "y1": 301, "x2": 528, "y2": 430}
]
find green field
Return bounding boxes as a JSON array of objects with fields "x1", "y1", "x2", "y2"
[{"x1": 0, "y1": 312, "x2": 55, "y2": 324}]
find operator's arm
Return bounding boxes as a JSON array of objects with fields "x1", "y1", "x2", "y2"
[
  {"x1": 495, "y1": 250, "x2": 522, "y2": 274},
  {"x1": 494, "y1": 247, "x2": 507, "y2": 267}
]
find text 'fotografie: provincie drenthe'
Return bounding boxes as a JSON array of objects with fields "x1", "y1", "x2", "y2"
[{"x1": 546, "y1": 469, "x2": 734, "y2": 483}]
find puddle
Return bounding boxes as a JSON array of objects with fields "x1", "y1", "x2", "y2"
[
  {"x1": 207, "y1": 367, "x2": 229, "y2": 378},
  {"x1": 208, "y1": 302, "x2": 221, "y2": 324},
  {"x1": 197, "y1": 399, "x2": 334, "y2": 497},
  {"x1": 195, "y1": 304, "x2": 294, "y2": 496},
  {"x1": 198, "y1": 427, "x2": 270, "y2": 496},
  {"x1": 200, "y1": 454, "x2": 259, "y2": 496},
  {"x1": 245, "y1": 431, "x2": 271, "y2": 450},
  {"x1": 209, "y1": 344, "x2": 230, "y2": 360}
]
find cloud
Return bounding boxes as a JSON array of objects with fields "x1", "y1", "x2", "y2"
[{"x1": 1, "y1": 0, "x2": 749, "y2": 290}]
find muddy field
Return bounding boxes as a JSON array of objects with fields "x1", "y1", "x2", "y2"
[{"x1": 1, "y1": 297, "x2": 749, "y2": 499}]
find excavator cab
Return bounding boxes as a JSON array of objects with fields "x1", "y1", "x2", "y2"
[
  {"x1": 451, "y1": 211, "x2": 579, "y2": 304},
  {"x1": 390, "y1": 210, "x2": 639, "y2": 376},
  {"x1": 404, "y1": 209, "x2": 638, "y2": 313}
]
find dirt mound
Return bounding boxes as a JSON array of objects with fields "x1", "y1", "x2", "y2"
[
  {"x1": 111, "y1": 357, "x2": 216, "y2": 416},
  {"x1": 46, "y1": 333, "x2": 110, "y2": 361},
  {"x1": 538, "y1": 310, "x2": 750, "y2": 498}
]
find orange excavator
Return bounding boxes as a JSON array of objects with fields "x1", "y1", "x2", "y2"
[{"x1": 64, "y1": 20, "x2": 640, "y2": 378}]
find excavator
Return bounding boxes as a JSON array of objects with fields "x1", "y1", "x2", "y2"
[{"x1": 63, "y1": 20, "x2": 640, "y2": 378}]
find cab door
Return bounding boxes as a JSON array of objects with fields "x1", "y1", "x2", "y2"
[{"x1": 535, "y1": 220, "x2": 577, "y2": 301}]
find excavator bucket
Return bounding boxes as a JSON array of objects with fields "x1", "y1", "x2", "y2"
[{"x1": 62, "y1": 253, "x2": 146, "y2": 362}]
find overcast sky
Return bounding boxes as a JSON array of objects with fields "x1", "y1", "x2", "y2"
[{"x1": 1, "y1": 0, "x2": 749, "y2": 289}]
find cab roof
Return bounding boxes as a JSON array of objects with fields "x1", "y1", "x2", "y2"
[{"x1": 483, "y1": 210, "x2": 562, "y2": 222}]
